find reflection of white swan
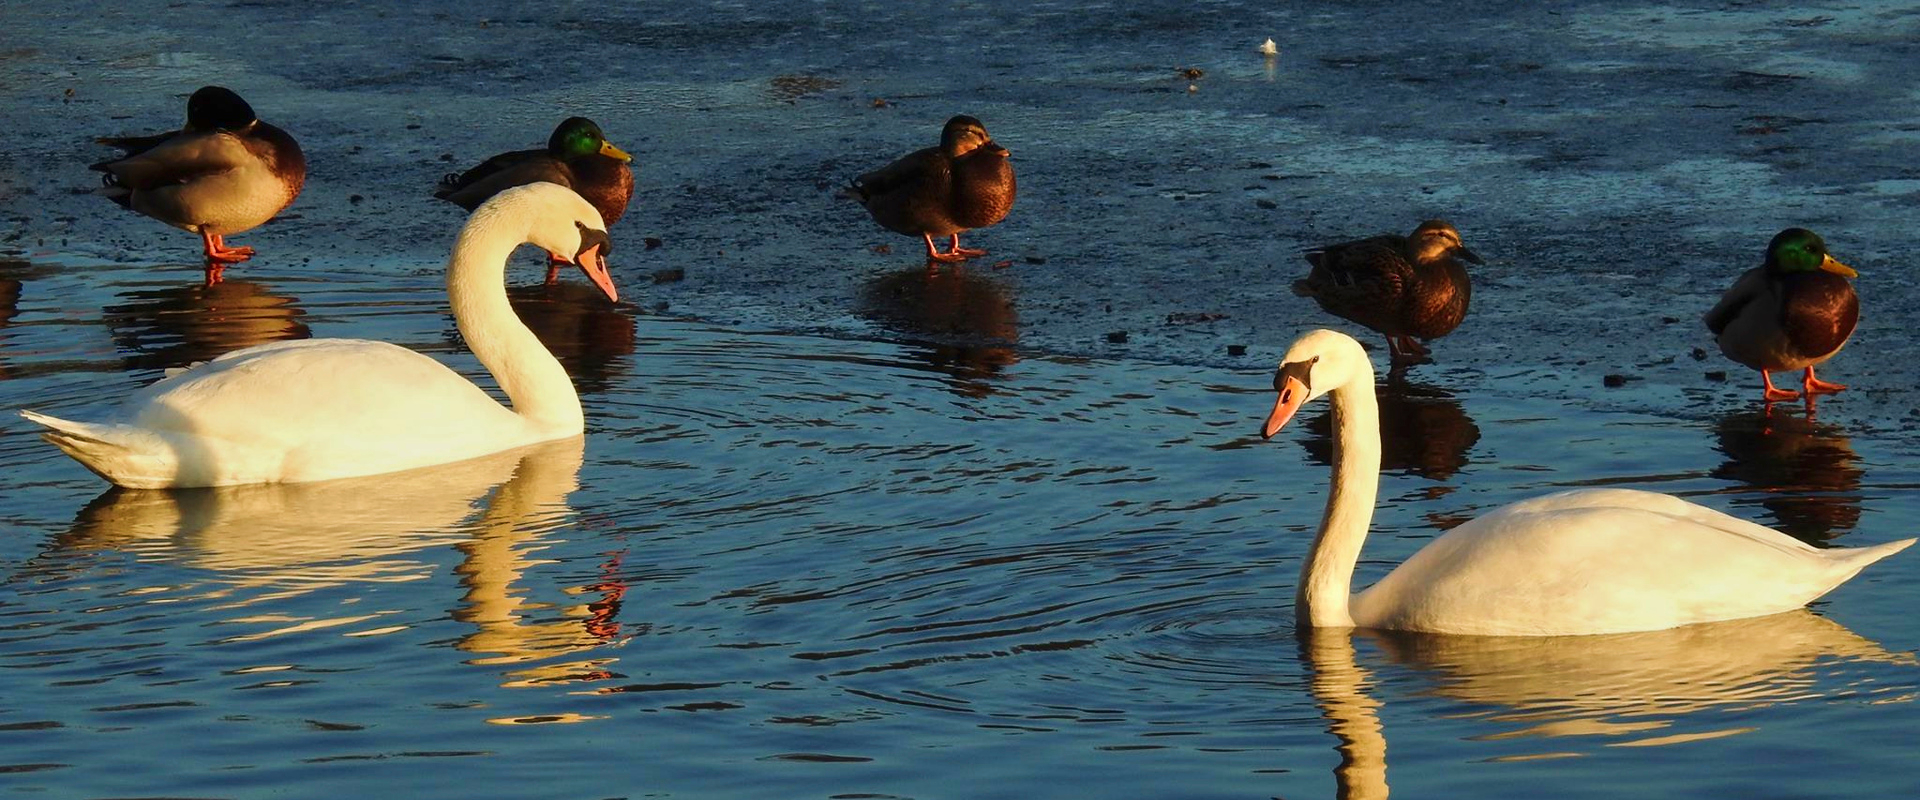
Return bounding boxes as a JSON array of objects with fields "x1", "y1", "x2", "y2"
[
  {"x1": 21, "y1": 183, "x2": 618, "y2": 488},
  {"x1": 1304, "y1": 614, "x2": 1912, "y2": 797},
  {"x1": 451, "y1": 439, "x2": 628, "y2": 682},
  {"x1": 1367, "y1": 611, "x2": 1912, "y2": 729},
  {"x1": 1262, "y1": 330, "x2": 1913, "y2": 635},
  {"x1": 1301, "y1": 631, "x2": 1390, "y2": 800},
  {"x1": 56, "y1": 439, "x2": 584, "y2": 587}
]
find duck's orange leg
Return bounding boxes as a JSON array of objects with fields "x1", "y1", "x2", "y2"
[
  {"x1": 922, "y1": 233, "x2": 967, "y2": 263},
  {"x1": 1802, "y1": 366, "x2": 1846, "y2": 395},
  {"x1": 198, "y1": 231, "x2": 254, "y2": 285},
  {"x1": 948, "y1": 233, "x2": 988, "y2": 258},
  {"x1": 1760, "y1": 370, "x2": 1801, "y2": 402}
]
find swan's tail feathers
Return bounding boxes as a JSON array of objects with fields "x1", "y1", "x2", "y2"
[
  {"x1": 19, "y1": 410, "x2": 180, "y2": 489},
  {"x1": 1838, "y1": 537, "x2": 1916, "y2": 572}
]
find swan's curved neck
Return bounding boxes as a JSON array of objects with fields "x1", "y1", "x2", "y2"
[
  {"x1": 447, "y1": 217, "x2": 581, "y2": 434},
  {"x1": 1297, "y1": 375, "x2": 1380, "y2": 629}
]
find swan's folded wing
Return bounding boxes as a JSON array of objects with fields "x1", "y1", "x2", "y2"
[{"x1": 1495, "y1": 488, "x2": 1816, "y2": 557}]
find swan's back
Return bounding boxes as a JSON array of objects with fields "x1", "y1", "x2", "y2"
[
  {"x1": 1353, "y1": 488, "x2": 1913, "y2": 636},
  {"x1": 28, "y1": 339, "x2": 532, "y2": 487}
]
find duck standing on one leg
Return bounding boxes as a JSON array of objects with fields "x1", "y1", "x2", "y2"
[
  {"x1": 1705, "y1": 228, "x2": 1858, "y2": 403},
  {"x1": 1292, "y1": 220, "x2": 1481, "y2": 364},
  {"x1": 436, "y1": 117, "x2": 635, "y2": 286},
  {"x1": 850, "y1": 115, "x2": 1016, "y2": 263},
  {"x1": 91, "y1": 86, "x2": 306, "y2": 286}
]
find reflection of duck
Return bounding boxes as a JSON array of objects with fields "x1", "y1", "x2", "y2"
[
  {"x1": 502, "y1": 282, "x2": 637, "y2": 395},
  {"x1": 1712, "y1": 408, "x2": 1863, "y2": 542},
  {"x1": 1305, "y1": 614, "x2": 1911, "y2": 797},
  {"x1": 1299, "y1": 380, "x2": 1478, "y2": 481},
  {"x1": 859, "y1": 264, "x2": 1019, "y2": 396},
  {"x1": 101, "y1": 278, "x2": 311, "y2": 372},
  {"x1": 0, "y1": 258, "x2": 30, "y2": 381}
]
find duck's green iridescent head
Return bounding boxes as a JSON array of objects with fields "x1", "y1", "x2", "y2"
[
  {"x1": 940, "y1": 115, "x2": 997, "y2": 157},
  {"x1": 185, "y1": 86, "x2": 257, "y2": 131},
  {"x1": 548, "y1": 117, "x2": 633, "y2": 163},
  {"x1": 1766, "y1": 228, "x2": 1856, "y2": 278}
]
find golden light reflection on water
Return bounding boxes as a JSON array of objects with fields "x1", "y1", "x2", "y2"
[
  {"x1": 48, "y1": 438, "x2": 626, "y2": 691},
  {"x1": 1304, "y1": 612, "x2": 1915, "y2": 797}
]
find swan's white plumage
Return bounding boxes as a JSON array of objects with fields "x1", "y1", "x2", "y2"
[
  {"x1": 1271, "y1": 329, "x2": 1912, "y2": 636},
  {"x1": 22, "y1": 182, "x2": 612, "y2": 488}
]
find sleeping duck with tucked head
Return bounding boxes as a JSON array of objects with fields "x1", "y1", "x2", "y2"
[{"x1": 91, "y1": 86, "x2": 305, "y2": 285}]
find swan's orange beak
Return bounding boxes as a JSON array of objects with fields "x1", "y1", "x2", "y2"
[
  {"x1": 576, "y1": 244, "x2": 618, "y2": 303},
  {"x1": 1262, "y1": 375, "x2": 1309, "y2": 439}
]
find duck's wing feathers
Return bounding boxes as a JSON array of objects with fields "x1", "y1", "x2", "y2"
[
  {"x1": 851, "y1": 146, "x2": 945, "y2": 205},
  {"x1": 91, "y1": 130, "x2": 255, "y2": 190},
  {"x1": 94, "y1": 130, "x2": 185, "y2": 160},
  {"x1": 435, "y1": 151, "x2": 574, "y2": 211},
  {"x1": 1295, "y1": 235, "x2": 1415, "y2": 307},
  {"x1": 1704, "y1": 267, "x2": 1767, "y2": 336}
]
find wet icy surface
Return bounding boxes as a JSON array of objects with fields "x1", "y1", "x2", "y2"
[{"x1": 2, "y1": 1, "x2": 1920, "y2": 797}]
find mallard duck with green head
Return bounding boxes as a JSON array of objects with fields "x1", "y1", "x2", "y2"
[
  {"x1": 92, "y1": 86, "x2": 306, "y2": 285},
  {"x1": 1292, "y1": 219, "x2": 1481, "y2": 363},
  {"x1": 1705, "y1": 228, "x2": 1858, "y2": 402},
  {"x1": 437, "y1": 117, "x2": 635, "y2": 284},
  {"x1": 851, "y1": 115, "x2": 1016, "y2": 263}
]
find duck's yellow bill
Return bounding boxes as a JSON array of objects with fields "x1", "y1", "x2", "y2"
[{"x1": 600, "y1": 141, "x2": 634, "y2": 162}]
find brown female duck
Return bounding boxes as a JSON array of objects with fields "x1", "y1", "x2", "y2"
[
  {"x1": 851, "y1": 115, "x2": 1016, "y2": 263},
  {"x1": 1292, "y1": 220, "x2": 1482, "y2": 362}
]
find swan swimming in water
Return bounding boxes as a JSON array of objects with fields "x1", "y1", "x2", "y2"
[
  {"x1": 21, "y1": 182, "x2": 618, "y2": 489},
  {"x1": 1261, "y1": 329, "x2": 1912, "y2": 636}
]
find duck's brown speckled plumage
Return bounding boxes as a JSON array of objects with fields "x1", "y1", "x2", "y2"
[
  {"x1": 852, "y1": 115, "x2": 1015, "y2": 258},
  {"x1": 1293, "y1": 220, "x2": 1480, "y2": 356}
]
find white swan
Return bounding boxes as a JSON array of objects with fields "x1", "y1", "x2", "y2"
[
  {"x1": 1262, "y1": 329, "x2": 1912, "y2": 636},
  {"x1": 20, "y1": 182, "x2": 618, "y2": 488}
]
